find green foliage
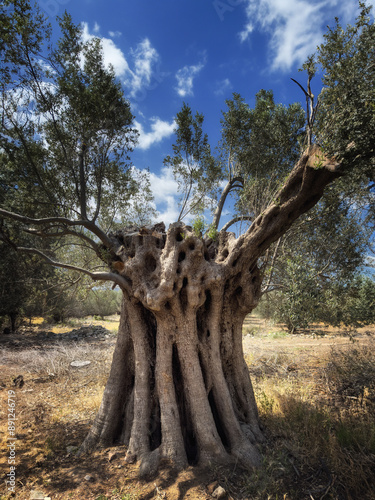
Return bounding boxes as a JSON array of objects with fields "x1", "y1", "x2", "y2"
[
  {"x1": 315, "y1": 2, "x2": 375, "y2": 175},
  {"x1": 192, "y1": 215, "x2": 205, "y2": 237},
  {"x1": 1, "y1": 2, "x2": 142, "y2": 228},
  {"x1": 0, "y1": 0, "x2": 50, "y2": 88},
  {"x1": 0, "y1": 236, "x2": 64, "y2": 329},
  {"x1": 0, "y1": 0, "x2": 158, "y2": 315},
  {"x1": 254, "y1": 8, "x2": 375, "y2": 329},
  {"x1": 323, "y1": 275, "x2": 375, "y2": 327},
  {"x1": 82, "y1": 287, "x2": 121, "y2": 319},
  {"x1": 207, "y1": 223, "x2": 219, "y2": 241},
  {"x1": 272, "y1": 270, "x2": 375, "y2": 333},
  {"x1": 40, "y1": 13, "x2": 138, "y2": 224},
  {"x1": 220, "y1": 90, "x2": 305, "y2": 221},
  {"x1": 121, "y1": 169, "x2": 158, "y2": 227},
  {"x1": 272, "y1": 257, "x2": 320, "y2": 332},
  {"x1": 262, "y1": 183, "x2": 371, "y2": 331},
  {"x1": 191, "y1": 216, "x2": 219, "y2": 240}
]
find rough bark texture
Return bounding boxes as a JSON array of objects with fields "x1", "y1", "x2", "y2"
[{"x1": 80, "y1": 146, "x2": 341, "y2": 476}]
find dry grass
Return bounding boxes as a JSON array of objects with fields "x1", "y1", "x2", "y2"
[
  {"x1": 0, "y1": 340, "x2": 115, "y2": 437},
  {"x1": 50, "y1": 315, "x2": 120, "y2": 334},
  {"x1": 244, "y1": 338, "x2": 375, "y2": 499},
  {"x1": 0, "y1": 342, "x2": 113, "y2": 380},
  {"x1": 1, "y1": 317, "x2": 374, "y2": 499}
]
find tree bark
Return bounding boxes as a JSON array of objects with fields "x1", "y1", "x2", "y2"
[{"x1": 80, "y1": 146, "x2": 342, "y2": 476}]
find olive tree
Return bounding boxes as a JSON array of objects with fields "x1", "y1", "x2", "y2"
[{"x1": 1, "y1": 0, "x2": 374, "y2": 477}]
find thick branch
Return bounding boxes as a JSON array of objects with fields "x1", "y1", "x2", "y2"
[
  {"x1": 228, "y1": 145, "x2": 342, "y2": 268},
  {"x1": 25, "y1": 227, "x2": 100, "y2": 252}
]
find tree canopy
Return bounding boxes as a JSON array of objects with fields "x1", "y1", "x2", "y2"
[{"x1": 0, "y1": 1, "x2": 145, "y2": 285}]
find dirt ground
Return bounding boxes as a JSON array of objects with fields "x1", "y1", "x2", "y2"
[{"x1": 0, "y1": 316, "x2": 374, "y2": 500}]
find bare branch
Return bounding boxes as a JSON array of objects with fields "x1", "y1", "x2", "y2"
[
  {"x1": 0, "y1": 208, "x2": 115, "y2": 250},
  {"x1": 25, "y1": 227, "x2": 100, "y2": 250},
  {"x1": 17, "y1": 247, "x2": 130, "y2": 291},
  {"x1": 78, "y1": 141, "x2": 88, "y2": 220},
  {"x1": 291, "y1": 78, "x2": 310, "y2": 99},
  {"x1": 261, "y1": 237, "x2": 282, "y2": 294},
  {"x1": 221, "y1": 215, "x2": 252, "y2": 232},
  {"x1": 212, "y1": 177, "x2": 244, "y2": 230},
  {"x1": 291, "y1": 78, "x2": 317, "y2": 146}
]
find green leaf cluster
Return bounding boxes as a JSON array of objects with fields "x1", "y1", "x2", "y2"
[
  {"x1": 264, "y1": 191, "x2": 372, "y2": 331},
  {"x1": 220, "y1": 90, "x2": 305, "y2": 220}
]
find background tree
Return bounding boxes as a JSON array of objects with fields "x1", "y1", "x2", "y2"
[
  {"x1": 260, "y1": 189, "x2": 371, "y2": 331},
  {"x1": 213, "y1": 90, "x2": 305, "y2": 231},
  {"x1": 1, "y1": 0, "x2": 374, "y2": 478},
  {"x1": 82, "y1": 285, "x2": 121, "y2": 319},
  {"x1": 0, "y1": 1, "x2": 145, "y2": 317},
  {"x1": 164, "y1": 102, "x2": 221, "y2": 221}
]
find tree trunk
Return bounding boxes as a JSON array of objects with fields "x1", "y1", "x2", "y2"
[
  {"x1": 80, "y1": 146, "x2": 342, "y2": 476},
  {"x1": 9, "y1": 312, "x2": 17, "y2": 333},
  {"x1": 80, "y1": 224, "x2": 265, "y2": 475}
]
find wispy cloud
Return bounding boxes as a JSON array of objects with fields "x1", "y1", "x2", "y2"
[
  {"x1": 239, "y1": 0, "x2": 359, "y2": 71},
  {"x1": 125, "y1": 38, "x2": 160, "y2": 99},
  {"x1": 134, "y1": 117, "x2": 175, "y2": 150},
  {"x1": 108, "y1": 30, "x2": 122, "y2": 38},
  {"x1": 175, "y1": 56, "x2": 206, "y2": 97},
  {"x1": 214, "y1": 78, "x2": 232, "y2": 96}
]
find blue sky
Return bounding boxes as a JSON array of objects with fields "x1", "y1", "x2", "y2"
[{"x1": 38, "y1": 0, "x2": 373, "y2": 226}]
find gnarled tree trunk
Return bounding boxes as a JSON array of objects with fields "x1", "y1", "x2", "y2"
[{"x1": 80, "y1": 146, "x2": 341, "y2": 476}]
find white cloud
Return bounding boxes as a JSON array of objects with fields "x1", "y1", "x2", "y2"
[
  {"x1": 149, "y1": 167, "x2": 180, "y2": 225},
  {"x1": 134, "y1": 117, "x2": 175, "y2": 150},
  {"x1": 239, "y1": 0, "x2": 359, "y2": 71},
  {"x1": 239, "y1": 22, "x2": 254, "y2": 43},
  {"x1": 109, "y1": 30, "x2": 122, "y2": 38},
  {"x1": 81, "y1": 24, "x2": 161, "y2": 99},
  {"x1": 81, "y1": 22, "x2": 130, "y2": 76},
  {"x1": 175, "y1": 60, "x2": 205, "y2": 97}
]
